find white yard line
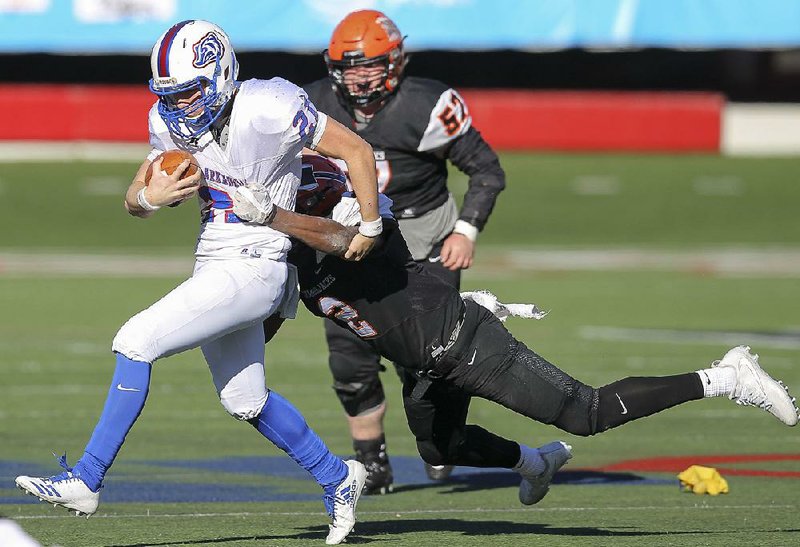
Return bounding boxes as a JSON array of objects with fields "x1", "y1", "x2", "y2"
[
  {"x1": 473, "y1": 247, "x2": 800, "y2": 277},
  {"x1": 3, "y1": 248, "x2": 800, "y2": 277},
  {"x1": 0, "y1": 142, "x2": 150, "y2": 162},
  {"x1": 580, "y1": 326, "x2": 800, "y2": 350}
]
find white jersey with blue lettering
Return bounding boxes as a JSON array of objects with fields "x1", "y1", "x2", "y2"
[{"x1": 147, "y1": 77, "x2": 328, "y2": 260}]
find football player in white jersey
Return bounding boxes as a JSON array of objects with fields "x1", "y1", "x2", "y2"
[{"x1": 15, "y1": 20, "x2": 379, "y2": 545}]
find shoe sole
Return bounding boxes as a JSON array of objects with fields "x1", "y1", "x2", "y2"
[
  {"x1": 15, "y1": 482, "x2": 94, "y2": 518},
  {"x1": 364, "y1": 483, "x2": 394, "y2": 495}
]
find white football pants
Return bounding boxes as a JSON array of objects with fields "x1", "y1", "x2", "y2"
[{"x1": 112, "y1": 256, "x2": 289, "y2": 420}]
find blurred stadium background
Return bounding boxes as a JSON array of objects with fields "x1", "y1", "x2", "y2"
[{"x1": 1, "y1": 2, "x2": 799, "y2": 546}]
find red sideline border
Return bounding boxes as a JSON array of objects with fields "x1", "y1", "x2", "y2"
[
  {"x1": 1, "y1": 84, "x2": 722, "y2": 152},
  {"x1": 598, "y1": 453, "x2": 800, "y2": 478}
]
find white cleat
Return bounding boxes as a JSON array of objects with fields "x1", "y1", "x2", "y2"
[
  {"x1": 714, "y1": 345, "x2": 799, "y2": 426},
  {"x1": 519, "y1": 441, "x2": 573, "y2": 505},
  {"x1": 325, "y1": 460, "x2": 367, "y2": 545},
  {"x1": 15, "y1": 472, "x2": 99, "y2": 517}
]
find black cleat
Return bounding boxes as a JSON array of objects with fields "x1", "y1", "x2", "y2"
[
  {"x1": 354, "y1": 438, "x2": 394, "y2": 495},
  {"x1": 424, "y1": 463, "x2": 454, "y2": 481}
]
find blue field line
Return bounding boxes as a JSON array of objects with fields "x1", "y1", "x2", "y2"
[{"x1": 1, "y1": 457, "x2": 674, "y2": 505}]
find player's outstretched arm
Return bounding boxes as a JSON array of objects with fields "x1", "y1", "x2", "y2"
[
  {"x1": 230, "y1": 176, "x2": 357, "y2": 255},
  {"x1": 313, "y1": 117, "x2": 380, "y2": 260},
  {"x1": 270, "y1": 207, "x2": 358, "y2": 257}
]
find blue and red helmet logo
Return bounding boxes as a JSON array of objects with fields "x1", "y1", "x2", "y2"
[{"x1": 193, "y1": 32, "x2": 225, "y2": 69}]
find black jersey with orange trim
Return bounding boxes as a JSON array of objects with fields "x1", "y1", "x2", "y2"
[
  {"x1": 304, "y1": 76, "x2": 474, "y2": 219},
  {"x1": 288, "y1": 219, "x2": 465, "y2": 370}
]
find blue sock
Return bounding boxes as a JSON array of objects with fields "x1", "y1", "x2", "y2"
[
  {"x1": 72, "y1": 354, "x2": 150, "y2": 491},
  {"x1": 249, "y1": 391, "x2": 346, "y2": 490}
]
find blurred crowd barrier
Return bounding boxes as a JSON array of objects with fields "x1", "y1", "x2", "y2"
[
  {"x1": 1, "y1": 1, "x2": 799, "y2": 53},
  {"x1": 1, "y1": 84, "x2": 724, "y2": 152},
  {"x1": 3, "y1": 83, "x2": 799, "y2": 154}
]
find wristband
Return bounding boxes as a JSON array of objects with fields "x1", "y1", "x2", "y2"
[
  {"x1": 136, "y1": 187, "x2": 161, "y2": 211},
  {"x1": 453, "y1": 220, "x2": 478, "y2": 242},
  {"x1": 358, "y1": 217, "x2": 383, "y2": 237}
]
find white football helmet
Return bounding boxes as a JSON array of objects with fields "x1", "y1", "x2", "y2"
[{"x1": 149, "y1": 20, "x2": 239, "y2": 139}]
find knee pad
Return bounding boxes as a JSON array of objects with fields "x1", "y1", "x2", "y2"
[
  {"x1": 111, "y1": 313, "x2": 159, "y2": 364},
  {"x1": 552, "y1": 381, "x2": 599, "y2": 437},
  {"x1": 328, "y1": 347, "x2": 385, "y2": 417},
  {"x1": 332, "y1": 377, "x2": 385, "y2": 417},
  {"x1": 219, "y1": 388, "x2": 268, "y2": 421}
]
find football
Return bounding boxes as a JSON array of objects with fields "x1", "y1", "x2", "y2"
[{"x1": 144, "y1": 149, "x2": 199, "y2": 185}]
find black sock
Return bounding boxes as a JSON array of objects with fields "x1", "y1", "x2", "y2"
[
  {"x1": 596, "y1": 373, "x2": 704, "y2": 432},
  {"x1": 354, "y1": 435, "x2": 388, "y2": 463}
]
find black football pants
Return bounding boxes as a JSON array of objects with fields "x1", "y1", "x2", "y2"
[{"x1": 403, "y1": 300, "x2": 704, "y2": 469}]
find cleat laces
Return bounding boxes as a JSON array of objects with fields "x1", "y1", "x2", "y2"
[{"x1": 48, "y1": 452, "x2": 85, "y2": 487}]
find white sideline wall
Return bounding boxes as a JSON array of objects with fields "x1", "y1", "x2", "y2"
[{"x1": 722, "y1": 103, "x2": 800, "y2": 156}]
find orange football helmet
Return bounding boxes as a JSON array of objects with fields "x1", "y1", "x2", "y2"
[{"x1": 324, "y1": 10, "x2": 406, "y2": 108}]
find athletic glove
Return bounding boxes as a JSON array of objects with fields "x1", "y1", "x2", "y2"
[{"x1": 232, "y1": 183, "x2": 276, "y2": 225}]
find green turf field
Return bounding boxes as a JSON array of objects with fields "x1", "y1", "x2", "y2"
[{"x1": 1, "y1": 153, "x2": 799, "y2": 546}]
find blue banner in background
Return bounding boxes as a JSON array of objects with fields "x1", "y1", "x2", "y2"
[{"x1": 1, "y1": 0, "x2": 799, "y2": 53}]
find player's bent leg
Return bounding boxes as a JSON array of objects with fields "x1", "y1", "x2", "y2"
[
  {"x1": 444, "y1": 301, "x2": 714, "y2": 436},
  {"x1": 17, "y1": 258, "x2": 289, "y2": 515},
  {"x1": 419, "y1": 244, "x2": 466, "y2": 478},
  {"x1": 247, "y1": 391, "x2": 365, "y2": 543},
  {"x1": 112, "y1": 258, "x2": 289, "y2": 364},
  {"x1": 402, "y1": 368, "x2": 572, "y2": 504},
  {"x1": 403, "y1": 376, "x2": 518, "y2": 469},
  {"x1": 326, "y1": 320, "x2": 395, "y2": 494},
  {"x1": 447, "y1": 303, "x2": 798, "y2": 436},
  {"x1": 16, "y1": 353, "x2": 151, "y2": 515},
  {"x1": 204, "y1": 324, "x2": 349, "y2": 493},
  {"x1": 351, "y1": 408, "x2": 394, "y2": 495}
]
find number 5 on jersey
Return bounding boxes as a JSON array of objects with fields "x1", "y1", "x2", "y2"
[{"x1": 318, "y1": 296, "x2": 377, "y2": 338}]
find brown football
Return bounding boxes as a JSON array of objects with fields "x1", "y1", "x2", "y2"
[{"x1": 145, "y1": 149, "x2": 199, "y2": 185}]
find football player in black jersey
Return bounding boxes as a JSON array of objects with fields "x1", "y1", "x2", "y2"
[
  {"x1": 303, "y1": 9, "x2": 506, "y2": 493},
  {"x1": 245, "y1": 156, "x2": 798, "y2": 509}
]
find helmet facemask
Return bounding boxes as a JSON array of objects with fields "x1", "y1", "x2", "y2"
[
  {"x1": 325, "y1": 42, "x2": 404, "y2": 109},
  {"x1": 150, "y1": 68, "x2": 226, "y2": 140}
]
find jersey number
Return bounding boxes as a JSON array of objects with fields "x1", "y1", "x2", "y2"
[
  {"x1": 294, "y1": 94, "x2": 319, "y2": 141},
  {"x1": 199, "y1": 186, "x2": 239, "y2": 223},
  {"x1": 318, "y1": 296, "x2": 377, "y2": 338},
  {"x1": 437, "y1": 92, "x2": 467, "y2": 136}
]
